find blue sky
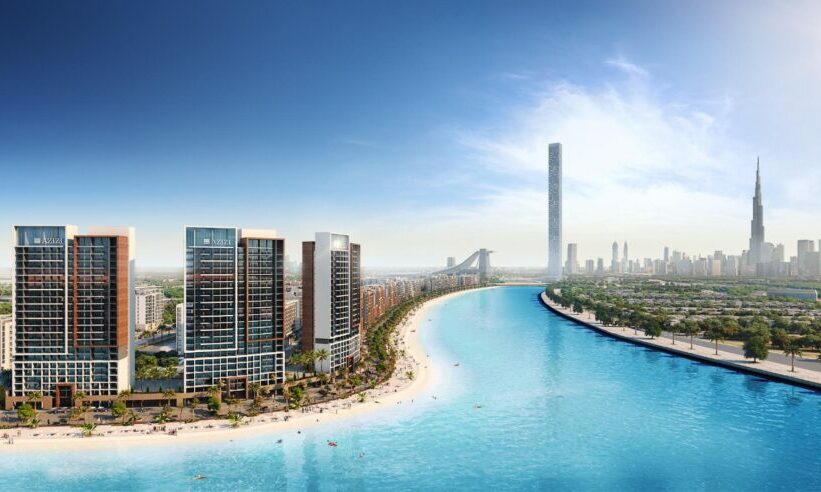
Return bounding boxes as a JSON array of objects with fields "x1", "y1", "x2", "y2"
[{"x1": 1, "y1": 1, "x2": 819, "y2": 267}]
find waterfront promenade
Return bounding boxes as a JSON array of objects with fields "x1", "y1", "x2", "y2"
[
  {"x1": 540, "y1": 291, "x2": 821, "y2": 390},
  {"x1": 0, "y1": 288, "x2": 492, "y2": 450}
]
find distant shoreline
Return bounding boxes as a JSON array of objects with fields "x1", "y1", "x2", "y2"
[{"x1": 539, "y1": 290, "x2": 821, "y2": 392}]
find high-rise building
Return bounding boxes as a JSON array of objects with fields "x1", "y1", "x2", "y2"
[
  {"x1": 564, "y1": 243, "x2": 578, "y2": 274},
  {"x1": 596, "y1": 258, "x2": 604, "y2": 273},
  {"x1": 446, "y1": 257, "x2": 456, "y2": 268},
  {"x1": 773, "y1": 244, "x2": 785, "y2": 263},
  {"x1": 797, "y1": 239, "x2": 815, "y2": 274},
  {"x1": 11, "y1": 225, "x2": 134, "y2": 407},
  {"x1": 182, "y1": 227, "x2": 285, "y2": 397},
  {"x1": 611, "y1": 241, "x2": 619, "y2": 273},
  {"x1": 302, "y1": 232, "x2": 362, "y2": 373},
  {"x1": 547, "y1": 142, "x2": 562, "y2": 279},
  {"x1": 584, "y1": 259, "x2": 595, "y2": 274},
  {"x1": 135, "y1": 285, "x2": 164, "y2": 332},
  {"x1": 748, "y1": 159, "x2": 765, "y2": 266},
  {"x1": 622, "y1": 241, "x2": 629, "y2": 273},
  {"x1": 663, "y1": 246, "x2": 669, "y2": 264}
]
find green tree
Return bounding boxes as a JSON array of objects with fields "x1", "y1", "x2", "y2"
[
  {"x1": 743, "y1": 335, "x2": 769, "y2": 362},
  {"x1": 80, "y1": 422, "x2": 96, "y2": 437},
  {"x1": 111, "y1": 400, "x2": 128, "y2": 423},
  {"x1": 681, "y1": 319, "x2": 699, "y2": 350},
  {"x1": 782, "y1": 339, "x2": 803, "y2": 372},
  {"x1": 642, "y1": 318, "x2": 663, "y2": 339},
  {"x1": 771, "y1": 328, "x2": 790, "y2": 349},
  {"x1": 705, "y1": 322, "x2": 726, "y2": 356},
  {"x1": 227, "y1": 412, "x2": 245, "y2": 428},
  {"x1": 314, "y1": 349, "x2": 330, "y2": 373},
  {"x1": 17, "y1": 403, "x2": 36, "y2": 426},
  {"x1": 207, "y1": 396, "x2": 221, "y2": 414}
]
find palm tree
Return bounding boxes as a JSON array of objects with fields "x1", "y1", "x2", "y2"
[
  {"x1": 80, "y1": 422, "x2": 96, "y2": 437},
  {"x1": 16, "y1": 403, "x2": 36, "y2": 427},
  {"x1": 248, "y1": 382, "x2": 262, "y2": 400},
  {"x1": 162, "y1": 389, "x2": 177, "y2": 408},
  {"x1": 227, "y1": 413, "x2": 245, "y2": 428},
  {"x1": 783, "y1": 340, "x2": 803, "y2": 372},
  {"x1": 315, "y1": 349, "x2": 330, "y2": 374},
  {"x1": 111, "y1": 400, "x2": 127, "y2": 423},
  {"x1": 154, "y1": 405, "x2": 172, "y2": 424},
  {"x1": 26, "y1": 391, "x2": 43, "y2": 406},
  {"x1": 187, "y1": 398, "x2": 199, "y2": 421}
]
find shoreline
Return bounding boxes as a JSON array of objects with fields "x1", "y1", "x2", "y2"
[
  {"x1": 539, "y1": 290, "x2": 821, "y2": 391},
  {"x1": 1, "y1": 287, "x2": 494, "y2": 452}
]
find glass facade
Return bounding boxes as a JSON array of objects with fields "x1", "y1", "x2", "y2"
[
  {"x1": 12, "y1": 226, "x2": 127, "y2": 401},
  {"x1": 183, "y1": 227, "x2": 284, "y2": 394}
]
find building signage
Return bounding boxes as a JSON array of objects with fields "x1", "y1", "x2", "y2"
[
  {"x1": 33, "y1": 237, "x2": 63, "y2": 245},
  {"x1": 202, "y1": 238, "x2": 232, "y2": 246}
]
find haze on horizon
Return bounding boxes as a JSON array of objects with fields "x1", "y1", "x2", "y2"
[{"x1": 1, "y1": 1, "x2": 819, "y2": 269}]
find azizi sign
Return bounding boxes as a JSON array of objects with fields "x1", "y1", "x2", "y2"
[
  {"x1": 33, "y1": 237, "x2": 63, "y2": 245},
  {"x1": 203, "y1": 238, "x2": 232, "y2": 246}
]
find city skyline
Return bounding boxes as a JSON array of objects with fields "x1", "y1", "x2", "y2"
[{"x1": 1, "y1": 1, "x2": 820, "y2": 268}]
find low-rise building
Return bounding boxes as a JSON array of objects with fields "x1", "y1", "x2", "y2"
[
  {"x1": 766, "y1": 288, "x2": 818, "y2": 302},
  {"x1": 135, "y1": 285, "x2": 164, "y2": 332},
  {"x1": 0, "y1": 315, "x2": 12, "y2": 371}
]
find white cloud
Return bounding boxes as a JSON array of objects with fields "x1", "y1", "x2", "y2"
[
  {"x1": 605, "y1": 57, "x2": 649, "y2": 77},
  {"x1": 364, "y1": 59, "x2": 817, "y2": 266}
]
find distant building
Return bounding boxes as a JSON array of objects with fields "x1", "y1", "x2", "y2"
[
  {"x1": 446, "y1": 257, "x2": 456, "y2": 268},
  {"x1": 547, "y1": 142, "x2": 563, "y2": 279},
  {"x1": 663, "y1": 246, "x2": 669, "y2": 264},
  {"x1": 596, "y1": 258, "x2": 604, "y2": 273},
  {"x1": 284, "y1": 299, "x2": 298, "y2": 349},
  {"x1": 302, "y1": 232, "x2": 362, "y2": 373},
  {"x1": 585, "y1": 259, "x2": 595, "y2": 274},
  {"x1": 135, "y1": 285, "x2": 164, "y2": 332},
  {"x1": 0, "y1": 315, "x2": 12, "y2": 371},
  {"x1": 748, "y1": 159, "x2": 765, "y2": 266},
  {"x1": 772, "y1": 244, "x2": 785, "y2": 263},
  {"x1": 710, "y1": 259, "x2": 722, "y2": 276},
  {"x1": 797, "y1": 239, "x2": 816, "y2": 274},
  {"x1": 564, "y1": 243, "x2": 578, "y2": 274},
  {"x1": 766, "y1": 288, "x2": 818, "y2": 302},
  {"x1": 175, "y1": 303, "x2": 184, "y2": 354},
  {"x1": 611, "y1": 242, "x2": 619, "y2": 273}
]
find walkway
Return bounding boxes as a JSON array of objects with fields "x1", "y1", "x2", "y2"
[{"x1": 540, "y1": 291, "x2": 821, "y2": 390}]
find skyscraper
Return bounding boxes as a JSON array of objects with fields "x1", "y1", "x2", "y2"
[
  {"x1": 748, "y1": 159, "x2": 765, "y2": 266},
  {"x1": 547, "y1": 142, "x2": 562, "y2": 279},
  {"x1": 611, "y1": 241, "x2": 619, "y2": 273},
  {"x1": 11, "y1": 225, "x2": 134, "y2": 407},
  {"x1": 302, "y1": 232, "x2": 362, "y2": 373},
  {"x1": 564, "y1": 243, "x2": 578, "y2": 275},
  {"x1": 182, "y1": 227, "x2": 285, "y2": 397},
  {"x1": 663, "y1": 246, "x2": 669, "y2": 264}
]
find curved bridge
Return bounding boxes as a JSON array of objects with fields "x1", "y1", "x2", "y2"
[{"x1": 432, "y1": 248, "x2": 493, "y2": 280}]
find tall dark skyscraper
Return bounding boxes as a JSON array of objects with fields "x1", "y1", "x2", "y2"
[
  {"x1": 547, "y1": 143, "x2": 562, "y2": 279},
  {"x1": 748, "y1": 159, "x2": 765, "y2": 266}
]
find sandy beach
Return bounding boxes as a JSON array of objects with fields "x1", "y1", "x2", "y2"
[{"x1": 0, "y1": 287, "x2": 490, "y2": 452}]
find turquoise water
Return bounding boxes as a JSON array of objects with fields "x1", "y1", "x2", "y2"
[{"x1": 2, "y1": 286, "x2": 821, "y2": 490}]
